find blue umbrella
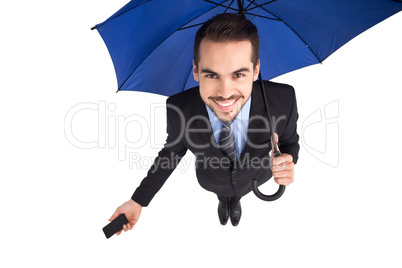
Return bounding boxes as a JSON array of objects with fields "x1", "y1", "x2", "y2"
[
  {"x1": 92, "y1": 0, "x2": 402, "y2": 201},
  {"x1": 92, "y1": 0, "x2": 402, "y2": 95}
]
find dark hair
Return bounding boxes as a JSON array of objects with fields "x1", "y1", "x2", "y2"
[{"x1": 194, "y1": 13, "x2": 260, "y2": 68}]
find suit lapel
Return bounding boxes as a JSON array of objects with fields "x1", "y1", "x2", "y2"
[{"x1": 239, "y1": 82, "x2": 271, "y2": 161}]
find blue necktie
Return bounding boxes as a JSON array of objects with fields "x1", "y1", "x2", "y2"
[{"x1": 219, "y1": 120, "x2": 237, "y2": 164}]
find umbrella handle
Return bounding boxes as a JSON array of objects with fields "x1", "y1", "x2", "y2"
[
  {"x1": 251, "y1": 150, "x2": 286, "y2": 201},
  {"x1": 251, "y1": 180, "x2": 286, "y2": 202}
]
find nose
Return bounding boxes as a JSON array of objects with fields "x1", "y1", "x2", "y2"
[{"x1": 217, "y1": 77, "x2": 234, "y2": 99}]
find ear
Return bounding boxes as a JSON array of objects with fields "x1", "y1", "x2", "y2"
[
  {"x1": 253, "y1": 59, "x2": 260, "y2": 81},
  {"x1": 192, "y1": 60, "x2": 199, "y2": 82}
]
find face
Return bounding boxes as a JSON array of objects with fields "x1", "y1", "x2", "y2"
[{"x1": 193, "y1": 39, "x2": 260, "y2": 122}]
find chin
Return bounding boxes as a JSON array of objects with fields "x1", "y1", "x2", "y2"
[{"x1": 217, "y1": 113, "x2": 235, "y2": 122}]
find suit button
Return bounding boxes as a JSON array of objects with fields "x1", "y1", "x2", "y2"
[{"x1": 232, "y1": 181, "x2": 237, "y2": 184}]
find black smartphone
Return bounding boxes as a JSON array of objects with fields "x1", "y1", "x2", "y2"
[{"x1": 103, "y1": 214, "x2": 129, "y2": 239}]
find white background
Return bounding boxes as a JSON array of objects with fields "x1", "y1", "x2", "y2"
[{"x1": 1, "y1": 1, "x2": 401, "y2": 267}]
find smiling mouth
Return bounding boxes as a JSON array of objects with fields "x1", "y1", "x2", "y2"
[{"x1": 212, "y1": 97, "x2": 241, "y2": 111}]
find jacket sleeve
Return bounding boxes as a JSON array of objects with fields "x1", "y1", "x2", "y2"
[
  {"x1": 131, "y1": 99, "x2": 188, "y2": 207},
  {"x1": 278, "y1": 86, "x2": 300, "y2": 164}
]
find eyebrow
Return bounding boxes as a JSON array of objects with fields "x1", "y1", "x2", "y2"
[
  {"x1": 200, "y1": 69, "x2": 218, "y2": 75},
  {"x1": 200, "y1": 67, "x2": 251, "y2": 75}
]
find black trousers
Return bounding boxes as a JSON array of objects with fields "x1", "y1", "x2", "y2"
[{"x1": 217, "y1": 195, "x2": 241, "y2": 203}]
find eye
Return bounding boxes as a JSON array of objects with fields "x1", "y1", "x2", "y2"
[
  {"x1": 206, "y1": 74, "x2": 218, "y2": 79},
  {"x1": 234, "y1": 73, "x2": 244, "y2": 78}
]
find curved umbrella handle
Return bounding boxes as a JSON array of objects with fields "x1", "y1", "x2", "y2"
[
  {"x1": 251, "y1": 179, "x2": 286, "y2": 201},
  {"x1": 251, "y1": 150, "x2": 286, "y2": 201}
]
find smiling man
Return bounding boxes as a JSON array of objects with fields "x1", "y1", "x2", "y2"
[{"x1": 109, "y1": 13, "x2": 300, "y2": 231}]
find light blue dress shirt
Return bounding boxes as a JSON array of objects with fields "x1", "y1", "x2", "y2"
[{"x1": 205, "y1": 96, "x2": 251, "y2": 158}]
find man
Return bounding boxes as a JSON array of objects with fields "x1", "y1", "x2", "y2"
[{"x1": 109, "y1": 13, "x2": 299, "y2": 231}]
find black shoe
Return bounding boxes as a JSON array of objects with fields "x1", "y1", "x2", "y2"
[
  {"x1": 217, "y1": 197, "x2": 230, "y2": 225},
  {"x1": 230, "y1": 198, "x2": 242, "y2": 226}
]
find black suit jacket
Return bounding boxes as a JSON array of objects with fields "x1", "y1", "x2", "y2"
[{"x1": 132, "y1": 80, "x2": 299, "y2": 207}]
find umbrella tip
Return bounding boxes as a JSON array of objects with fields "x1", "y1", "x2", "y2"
[{"x1": 91, "y1": 25, "x2": 97, "y2": 31}]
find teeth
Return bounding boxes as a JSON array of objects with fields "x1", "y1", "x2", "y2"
[{"x1": 216, "y1": 99, "x2": 236, "y2": 107}]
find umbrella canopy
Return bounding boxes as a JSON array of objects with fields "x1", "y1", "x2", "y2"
[{"x1": 92, "y1": 0, "x2": 402, "y2": 95}]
